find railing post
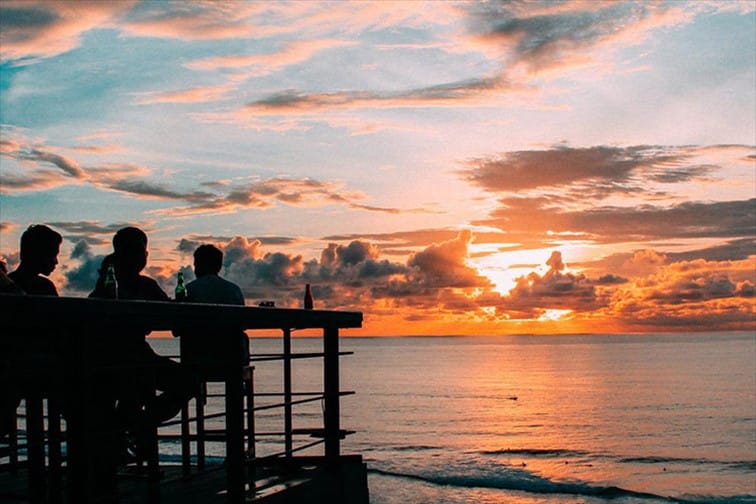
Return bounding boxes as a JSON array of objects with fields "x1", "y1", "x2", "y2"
[
  {"x1": 225, "y1": 364, "x2": 245, "y2": 504},
  {"x1": 283, "y1": 328, "x2": 293, "y2": 458},
  {"x1": 244, "y1": 366, "x2": 256, "y2": 486},
  {"x1": 323, "y1": 327, "x2": 340, "y2": 461}
]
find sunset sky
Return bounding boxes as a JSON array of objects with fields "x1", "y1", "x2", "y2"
[{"x1": 1, "y1": 0, "x2": 754, "y2": 335}]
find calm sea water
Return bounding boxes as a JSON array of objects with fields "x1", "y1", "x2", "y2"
[{"x1": 151, "y1": 332, "x2": 756, "y2": 503}]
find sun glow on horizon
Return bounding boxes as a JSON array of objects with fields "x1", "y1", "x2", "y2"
[
  {"x1": 538, "y1": 309, "x2": 573, "y2": 322},
  {"x1": 470, "y1": 245, "x2": 594, "y2": 295}
]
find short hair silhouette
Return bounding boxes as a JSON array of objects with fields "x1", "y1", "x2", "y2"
[
  {"x1": 113, "y1": 226, "x2": 148, "y2": 275},
  {"x1": 194, "y1": 244, "x2": 223, "y2": 276},
  {"x1": 20, "y1": 225, "x2": 62, "y2": 263},
  {"x1": 113, "y1": 226, "x2": 148, "y2": 251}
]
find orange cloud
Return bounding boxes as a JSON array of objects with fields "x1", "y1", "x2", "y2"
[
  {"x1": 608, "y1": 257, "x2": 756, "y2": 331},
  {"x1": 120, "y1": 2, "x2": 268, "y2": 40},
  {"x1": 0, "y1": 1, "x2": 134, "y2": 63},
  {"x1": 134, "y1": 84, "x2": 234, "y2": 105},
  {"x1": 185, "y1": 39, "x2": 355, "y2": 78},
  {"x1": 18, "y1": 221, "x2": 754, "y2": 334},
  {"x1": 0, "y1": 132, "x2": 433, "y2": 217}
]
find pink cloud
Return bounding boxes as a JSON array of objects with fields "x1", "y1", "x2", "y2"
[
  {"x1": 134, "y1": 84, "x2": 234, "y2": 105},
  {"x1": 185, "y1": 39, "x2": 355, "y2": 78},
  {"x1": 0, "y1": 1, "x2": 134, "y2": 63},
  {"x1": 120, "y1": 2, "x2": 269, "y2": 40}
]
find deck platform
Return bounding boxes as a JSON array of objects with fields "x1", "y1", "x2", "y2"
[{"x1": 1, "y1": 455, "x2": 369, "y2": 503}]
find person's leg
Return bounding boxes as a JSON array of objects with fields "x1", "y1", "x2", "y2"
[{"x1": 141, "y1": 348, "x2": 198, "y2": 425}]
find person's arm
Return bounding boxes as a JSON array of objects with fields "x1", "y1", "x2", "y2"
[
  {"x1": 88, "y1": 255, "x2": 112, "y2": 298},
  {"x1": 233, "y1": 284, "x2": 245, "y2": 306}
]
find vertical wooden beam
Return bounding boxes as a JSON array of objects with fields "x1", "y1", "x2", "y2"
[
  {"x1": 283, "y1": 328, "x2": 293, "y2": 458},
  {"x1": 26, "y1": 397, "x2": 46, "y2": 504},
  {"x1": 180, "y1": 401, "x2": 191, "y2": 475},
  {"x1": 225, "y1": 365, "x2": 245, "y2": 504},
  {"x1": 244, "y1": 366, "x2": 256, "y2": 486},
  {"x1": 196, "y1": 384, "x2": 205, "y2": 470},
  {"x1": 323, "y1": 327, "x2": 340, "y2": 461},
  {"x1": 47, "y1": 399, "x2": 63, "y2": 503}
]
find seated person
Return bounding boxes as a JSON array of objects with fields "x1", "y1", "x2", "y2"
[
  {"x1": 179, "y1": 244, "x2": 248, "y2": 377},
  {"x1": 89, "y1": 227, "x2": 197, "y2": 438},
  {"x1": 2, "y1": 225, "x2": 63, "y2": 436},
  {"x1": 7, "y1": 224, "x2": 61, "y2": 296}
]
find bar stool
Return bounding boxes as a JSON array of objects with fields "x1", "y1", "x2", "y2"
[
  {"x1": 3, "y1": 354, "x2": 65, "y2": 504},
  {"x1": 179, "y1": 365, "x2": 255, "y2": 473}
]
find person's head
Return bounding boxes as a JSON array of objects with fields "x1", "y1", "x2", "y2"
[
  {"x1": 19, "y1": 224, "x2": 62, "y2": 276},
  {"x1": 193, "y1": 244, "x2": 223, "y2": 277},
  {"x1": 112, "y1": 226, "x2": 148, "y2": 276}
]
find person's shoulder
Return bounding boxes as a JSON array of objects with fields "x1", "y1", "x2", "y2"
[
  {"x1": 218, "y1": 275, "x2": 241, "y2": 288},
  {"x1": 138, "y1": 275, "x2": 169, "y2": 300},
  {"x1": 36, "y1": 276, "x2": 59, "y2": 296},
  {"x1": 219, "y1": 276, "x2": 245, "y2": 304},
  {"x1": 8, "y1": 271, "x2": 58, "y2": 296}
]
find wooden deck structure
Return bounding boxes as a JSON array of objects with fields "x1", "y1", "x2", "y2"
[{"x1": 0, "y1": 294, "x2": 367, "y2": 503}]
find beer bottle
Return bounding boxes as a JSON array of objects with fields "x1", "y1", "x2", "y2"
[
  {"x1": 103, "y1": 263, "x2": 118, "y2": 299},
  {"x1": 304, "y1": 283, "x2": 313, "y2": 310},
  {"x1": 175, "y1": 271, "x2": 187, "y2": 301}
]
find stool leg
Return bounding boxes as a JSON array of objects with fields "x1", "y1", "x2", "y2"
[
  {"x1": 47, "y1": 399, "x2": 63, "y2": 503},
  {"x1": 181, "y1": 401, "x2": 190, "y2": 476},
  {"x1": 196, "y1": 382, "x2": 206, "y2": 470},
  {"x1": 225, "y1": 373, "x2": 244, "y2": 504},
  {"x1": 26, "y1": 397, "x2": 47, "y2": 504},
  {"x1": 146, "y1": 425, "x2": 160, "y2": 504},
  {"x1": 9, "y1": 408, "x2": 18, "y2": 474},
  {"x1": 244, "y1": 367, "x2": 255, "y2": 488}
]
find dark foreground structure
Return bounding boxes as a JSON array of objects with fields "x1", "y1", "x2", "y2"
[{"x1": 0, "y1": 294, "x2": 367, "y2": 503}]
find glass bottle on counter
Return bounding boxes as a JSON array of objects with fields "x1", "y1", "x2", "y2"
[
  {"x1": 103, "y1": 263, "x2": 118, "y2": 299},
  {"x1": 304, "y1": 283, "x2": 313, "y2": 310},
  {"x1": 175, "y1": 271, "x2": 187, "y2": 301}
]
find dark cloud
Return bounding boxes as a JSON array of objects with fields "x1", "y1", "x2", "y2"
[
  {"x1": 313, "y1": 241, "x2": 408, "y2": 288},
  {"x1": 25, "y1": 149, "x2": 85, "y2": 178},
  {"x1": 407, "y1": 230, "x2": 491, "y2": 289},
  {"x1": 48, "y1": 221, "x2": 130, "y2": 236},
  {"x1": 64, "y1": 239, "x2": 105, "y2": 293},
  {"x1": 177, "y1": 235, "x2": 299, "y2": 254},
  {"x1": 647, "y1": 272, "x2": 750, "y2": 302},
  {"x1": 0, "y1": 5, "x2": 58, "y2": 32},
  {"x1": 502, "y1": 251, "x2": 601, "y2": 315},
  {"x1": 108, "y1": 180, "x2": 216, "y2": 202},
  {"x1": 227, "y1": 251, "x2": 304, "y2": 288},
  {"x1": 475, "y1": 197, "x2": 756, "y2": 244},
  {"x1": 461, "y1": 145, "x2": 700, "y2": 194},
  {"x1": 70, "y1": 240, "x2": 91, "y2": 260},
  {"x1": 1, "y1": 131, "x2": 433, "y2": 217},
  {"x1": 464, "y1": 1, "x2": 693, "y2": 75},
  {"x1": 148, "y1": 176, "x2": 434, "y2": 216},
  {"x1": 321, "y1": 241, "x2": 378, "y2": 268},
  {"x1": 244, "y1": 75, "x2": 512, "y2": 115},
  {"x1": 594, "y1": 274, "x2": 628, "y2": 285},
  {"x1": 611, "y1": 263, "x2": 755, "y2": 330},
  {"x1": 667, "y1": 238, "x2": 756, "y2": 262},
  {"x1": 177, "y1": 238, "x2": 201, "y2": 254}
]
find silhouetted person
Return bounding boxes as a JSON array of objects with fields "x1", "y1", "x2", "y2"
[
  {"x1": 180, "y1": 245, "x2": 248, "y2": 373},
  {"x1": 1, "y1": 225, "x2": 63, "y2": 436},
  {"x1": 88, "y1": 227, "x2": 197, "y2": 478},
  {"x1": 0, "y1": 259, "x2": 23, "y2": 294},
  {"x1": 7, "y1": 224, "x2": 62, "y2": 295}
]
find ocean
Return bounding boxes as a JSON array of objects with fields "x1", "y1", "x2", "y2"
[{"x1": 151, "y1": 331, "x2": 756, "y2": 503}]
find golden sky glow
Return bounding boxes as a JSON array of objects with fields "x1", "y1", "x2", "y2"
[{"x1": 1, "y1": 1, "x2": 754, "y2": 335}]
